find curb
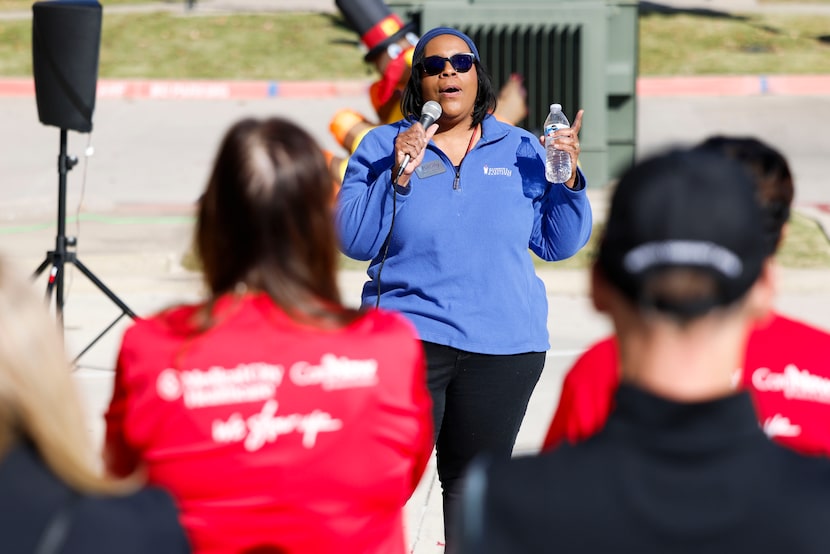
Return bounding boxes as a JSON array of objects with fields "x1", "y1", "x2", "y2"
[
  {"x1": 0, "y1": 78, "x2": 371, "y2": 100},
  {"x1": 2, "y1": 75, "x2": 830, "y2": 100},
  {"x1": 637, "y1": 75, "x2": 830, "y2": 97}
]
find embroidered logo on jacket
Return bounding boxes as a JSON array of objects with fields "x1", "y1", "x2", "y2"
[{"x1": 482, "y1": 164, "x2": 512, "y2": 177}]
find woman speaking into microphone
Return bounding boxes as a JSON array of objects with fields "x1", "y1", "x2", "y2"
[{"x1": 336, "y1": 26, "x2": 593, "y2": 547}]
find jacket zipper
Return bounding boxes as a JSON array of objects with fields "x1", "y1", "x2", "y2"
[{"x1": 453, "y1": 124, "x2": 481, "y2": 191}]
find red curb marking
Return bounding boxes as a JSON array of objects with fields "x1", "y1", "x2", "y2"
[
  {"x1": 637, "y1": 75, "x2": 830, "y2": 97},
  {"x1": 277, "y1": 80, "x2": 369, "y2": 97},
  {"x1": 0, "y1": 78, "x2": 370, "y2": 100},
  {"x1": 637, "y1": 76, "x2": 762, "y2": 97},
  {"x1": 0, "y1": 76, "x2": 827, "y2": 99},
  {"x1": 766, "y1": 75, "x2": 830, "y2": 96},
  {"x1": 97, "y1": 79, "x2": 258, "y2": 99},
  {"x1": 0, "y1": 79, "x2": 35, "y2": 96}
]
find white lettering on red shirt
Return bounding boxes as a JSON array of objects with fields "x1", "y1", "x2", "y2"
[
  {"x1": 762, "y1": 414, "x2": 802, "y2": 438},
  {"x1": 156, "y1": 363, "x2": 285, "y2": 408},
  {"x1": 211, "y1": 400, "x2": 343, "y2": 451},
  {"x1": 162, "y1": 355, "x2": 373, "y2": 449},
  {"x1": 290, "y1": 353, "x2": 378, "y2": 390},
  {"x1": 751, "y1": 364, "x2": 830, "y2": 404}
]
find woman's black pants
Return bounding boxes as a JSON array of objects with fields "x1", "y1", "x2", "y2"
[{"x1": 421, "y1": 341, "x2": 545, "y2": 549}]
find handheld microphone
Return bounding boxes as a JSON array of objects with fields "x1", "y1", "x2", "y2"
[{"x1": 396, "y1": 100, "x2": 442, "y2": 180}]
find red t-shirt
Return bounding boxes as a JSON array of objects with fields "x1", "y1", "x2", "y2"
[
  {"x1": 543, "y1": 336, "x2": 618, "y2": 449},
  {"x1": 743, "y1": 313, "x2": 830, "y2": 456},
  {"x1": 543, "y1": 312, "x2": 830, "y2": 457},
  {"x1": 105, "y1": 293, "x2": 434, "y2": 554}
]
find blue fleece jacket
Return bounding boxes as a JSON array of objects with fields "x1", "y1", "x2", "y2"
[{"x1": 336, "y1": 114, "x2": 592, "y2": 355}]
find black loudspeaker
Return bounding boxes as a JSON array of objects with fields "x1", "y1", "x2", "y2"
[{"x1": 32, "y1": 0, "x2": 102, "y2": 133}]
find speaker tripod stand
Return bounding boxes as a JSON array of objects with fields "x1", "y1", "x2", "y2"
[{"x1": 33, "y1": 129, "x2": 136, "y2": 363}]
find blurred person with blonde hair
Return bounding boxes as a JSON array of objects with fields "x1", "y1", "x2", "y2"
[{"x1": 0, "y1": 258, "x2": 189, "y2": 553}]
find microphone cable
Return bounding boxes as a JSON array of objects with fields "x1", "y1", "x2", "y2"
[
  {"x1": 374, "y1": 170, "x2": 399, "y2": 309},
  {"x1": 373, "y1": 101, "x2": 441, "y2": 308}
]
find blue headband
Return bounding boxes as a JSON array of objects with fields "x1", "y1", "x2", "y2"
[{"x1": 413, "y1": 27, "x2": 480, "y2": 63}]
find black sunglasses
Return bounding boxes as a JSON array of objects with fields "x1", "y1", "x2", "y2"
[{"x1": 420, "y1": 53, "x2": 476, "y2": 76}]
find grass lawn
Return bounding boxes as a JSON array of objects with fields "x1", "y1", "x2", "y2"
[
  {"x1": 0, "y1": 10, "x2": 372, "y2": 80},
  {"x1": 639, "y1": 11, "x2": 830, "y2": 75},
  {"x1": 2, "y1": 3, "x2": 830, "y2": 79},
  {"x1": 545, "y1": 213, "x2": 830, "y2": 271}
]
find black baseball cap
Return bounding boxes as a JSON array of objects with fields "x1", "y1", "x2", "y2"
[{"x1": 597, "y1": 148, "x2": 768, "y2": 317}]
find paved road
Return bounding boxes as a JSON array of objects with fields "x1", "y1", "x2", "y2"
[{"x1": 3, "y1": 92, "x2": 829, "y2": 212}]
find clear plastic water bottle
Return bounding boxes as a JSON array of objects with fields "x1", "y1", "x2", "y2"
[{"x1": 544, "y1": 103, "x2": 572, "y2": 183}]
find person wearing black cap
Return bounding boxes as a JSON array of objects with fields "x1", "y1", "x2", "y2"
[
  {"x1": 336, "y1": 26, "x2": 592, "y2": 548},
  {"x1": 541, "y1": 136, "x2": 830, "y2": 458},
  {"x1": 455, "y1": 147, "x2": 830, "y2": 554}
]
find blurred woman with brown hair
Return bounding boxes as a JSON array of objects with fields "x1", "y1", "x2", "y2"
[
  {"x1": 0, "y1": 257, "x2": 189, "y2": 553},
  {"x1": 104, "y1": 117, "x2": 433, "y2": 554}
]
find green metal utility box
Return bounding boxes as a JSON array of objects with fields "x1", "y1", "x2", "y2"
[{"x1": 389, "y1": 0, "x2": 638, "y2": 187}]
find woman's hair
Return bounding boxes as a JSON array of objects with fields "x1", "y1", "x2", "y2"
[
  {"x1": 401, "y1": 32, "x2": 497, "y2": 129},
  {"x1": 196, "y1": 117, "x2": 360, "y2": 328},
  {"x1": 696, "y1": 135, "x2": 793, "y2": 255},
  {"x1": 0, "y1": 258, "x2": 131, "y2": 494}
]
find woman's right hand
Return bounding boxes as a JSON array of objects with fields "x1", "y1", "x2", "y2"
[{"x1": 394, "y1": 121, "x2": 439, "y2": 187}]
